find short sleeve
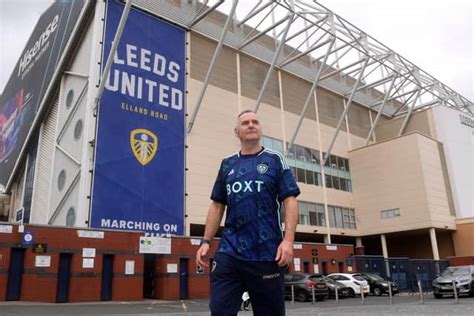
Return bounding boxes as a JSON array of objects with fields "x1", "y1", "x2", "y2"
[
  {"x1": 210, "y1": 160, "x2": 227, "y2": 205},
  {"x1": 277, "y1": 163, "x2": 300, "y2": 202}
]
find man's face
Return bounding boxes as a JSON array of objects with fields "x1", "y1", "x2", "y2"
[{"x1": 235, "y1": 112, "x2": 262, "y2": 144}]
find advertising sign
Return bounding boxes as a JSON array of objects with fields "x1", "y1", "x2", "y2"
[
  {"x1": 0, "y1": 0, "x2": 86, "y2": 186},
  {"x1": 90, "y1": 0, "x2": 185, "y2": 236}
]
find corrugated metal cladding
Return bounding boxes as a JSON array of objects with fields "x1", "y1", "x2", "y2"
[
  {"x1": 190, "y1": 33, "x2": 237, "y2": 93},
  {"x1": 188, "y1": 29, "x2": 378, "y2": 137},
  {"x1": 31, "y1": 95, "x2": 59, "y2": 224},
  {"x1": 281, "y1": 71, "x2": 316, "y2": 120},
  {"x1": 317, "y1": 89, "x2": 346, "y2": 131}
]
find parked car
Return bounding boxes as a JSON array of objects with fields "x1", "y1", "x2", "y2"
[
  {"x1": 284, "y1": 273, "x2": 329, "y2": 302},
  {"x1": 327, "y1": 273, "x2": 370, "y2": 296},
  {"x1": 432, "y1": 265, "x2": 474, "y2": 298},
  {"x1": 355, "y1": 272, "x2": 399, "y2": 296},
  {"x1": 322, "y1": 276, "x2": 352, "y2": 298}
]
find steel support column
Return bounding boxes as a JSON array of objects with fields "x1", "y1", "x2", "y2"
[
  {"x1": 254, "y1": 13, "x2": 295, "y2": 112},
  {"x1": 398, "y1": 89, "x2": 422, "y2": 136},
  {"x1": 365, "y1": 75, "x2": 397, "y2": 145},
  {"x1": 322, "y1": 58, "x2": 369, "y2": 165},
  {"x1": 93, "y1": 0, "x2": 132, "y2": 112},
  {"x1": 187, "y1": 0, "x2": 238, "y2": 133},
  {"x1": 286, "y1": 39, "x2": 335, "y2": 152}
]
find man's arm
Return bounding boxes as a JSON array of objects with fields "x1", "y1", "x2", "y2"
[
  {"x1": 196, "y1": 201, "x2": 225, "y2": 267},
  {"x1": 275, "y1": 196, "x2": 298, "y2": 267}
]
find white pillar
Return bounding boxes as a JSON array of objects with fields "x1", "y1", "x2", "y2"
[
  {"x1": 356, "y1": 237, "x2": 363, "y2": 248},
  {"x1": 324, "y1": 235, "x2": 330, "y2": 244},
  {"x1": 380, "y1": 234, "x2": 390, "y2": 277},
  {"x1": 380, "y1": 234, "x2": 388, "y2": 258},
  {"x1": 429, "y1": 228, "x2": 440, "y2": 260}
]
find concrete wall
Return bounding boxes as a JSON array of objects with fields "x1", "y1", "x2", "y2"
[
  {"x1": 452, "y1": 218, "x2": 474, "y2": 256},
  {"x1": 349, "y1": 132, "x2": 456, "y2": 236}
]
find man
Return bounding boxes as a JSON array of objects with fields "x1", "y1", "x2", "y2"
[{"x1": 196, "y1": 110, "x2": 300, "y2": 316}]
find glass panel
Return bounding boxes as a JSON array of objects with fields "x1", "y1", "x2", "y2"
[
  {"x1": 338, "y1": 156, "x2": 346, "y2": 171},
  {"x1": 275, "y1": 139, "x2": 284, "y2": 154},
  {"x1": 315, "y1": 173, "x2": 321, "y2": 186},
  {"x1": 305, "y1": 169, "x2": 314, "y2": 185},
  {"x1": 325, "y1": 174, "x2": 332, "y2": 188},
  {"x1": 345, "y1": 158, "x2": 350, "y2": 172},
  {"x1": 330, "y1": 155, "x2": 338, "y2": 169},
  {"x1": 295, "y1": 145, "x2": 305, "y2": 162},
  {"x1": 328, "y1": 206, "x2": 336, "y2": 227},
  {"x1": 309, "y1": 211, "x2": 317, "y2": 226},
  {"x1": 304, "y1": 147, "x2": 312, "y2": 161},
  {"x1": 297, "y1": 168, "x2": 306, "y2": 183},
  {"x1": 335, "y1": 207, "x2": 343, "y2": 228},
  {"x1": 311, "y1": 149, "x2": 320, "y2": 165},
  {"x1": 333, "y1": 176, "x2": 340, "y2": 190},
  {"x1": 340, "y1": 177, "x2": 347, "y2": 191}
]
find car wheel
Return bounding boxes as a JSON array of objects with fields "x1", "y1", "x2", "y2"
[
  {"x1": 347, "y1": 288, "x2": 355, "y2": 297},
  {"x1": 297, "y1": 291, "x2": 309, "y2": 302},
  {"x1": 434, "y1": 293, "x2": 442, "y2": 299},
  {"x1": 373, "y1": 287, "x2": 382, "y2": 296}
]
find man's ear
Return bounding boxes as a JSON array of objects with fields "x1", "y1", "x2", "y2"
[{"x1": 234, "y1": 127, "x2": 238, "y2": 137}]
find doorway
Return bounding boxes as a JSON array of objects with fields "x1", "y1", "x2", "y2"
[
  {"x1": 101, "y1": 254, "x2": 114, "y2": 301},
  {"x1": 5, "y1": 248, "x2": 26, "y2": 301},
  {"x1": 56, "y1": 253, "x2": 72, "y2": 303},
  {"x1": 179, "y1": 258, "x2": 189, "y2": 300},
  {"x1": 143, "y1": 254, "x2": 156, "y2": 298}
]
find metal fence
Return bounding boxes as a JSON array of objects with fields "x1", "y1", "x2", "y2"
[{"x1": 354, "y1": 255, "x2": 449, "y2": 291}]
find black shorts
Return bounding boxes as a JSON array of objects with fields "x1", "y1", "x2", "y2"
[{"x1": 210, "y1": 252, "x2": 285, "y2": 316}]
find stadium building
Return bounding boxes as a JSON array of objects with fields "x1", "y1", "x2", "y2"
[{"x1": 0, "y1": 0, "x2": 472, "y2": 302}]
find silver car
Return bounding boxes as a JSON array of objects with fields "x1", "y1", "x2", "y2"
[{"x1": 432, "y1": 265, "x2": 474, "y2": 298}]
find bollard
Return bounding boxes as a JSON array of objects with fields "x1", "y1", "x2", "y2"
[
  {"x1": 388, "y1": 283, "x2": 393, "y2": 305},
  {"x1": 452, "y1": 280, "x2": 459, "y2": 303},
  {"x1": 335, "y1": 285, "x2": 339, "y2": 304},
  {"x1": 360, "y1": 285, "x2": 365, "y2": 304},
  {"x1": 418, "y1": 280, "x2": 424, "y2": 304},
  {"x1": 312, "y1": 284, "x2": 315, "y2": 304},
  {"x1": 291, "y1": 285, "x2": 295, "y2": 304}
]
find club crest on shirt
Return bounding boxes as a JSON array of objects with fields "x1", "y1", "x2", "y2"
[{"x1": 257, "y1": 164, "x2": 268, "y2": 174}]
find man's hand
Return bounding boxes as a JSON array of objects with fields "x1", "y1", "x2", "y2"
[
  {"x1": 275, "y1": 239, "x2": 293, "y2": 267},
  {"x1": 196, "y1": 243, "x2": 210, "y2": 268}
]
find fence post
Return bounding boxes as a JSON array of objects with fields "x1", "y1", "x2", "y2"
[
  {"x1": 335, "y1": 284, "x2": 339, "y2": 304},
  {"x1": 360, "y1": 285, "x2": 365, "y2": 304},
  {"x1": 388, "y1": 283, "x2": 393, "y2": 304},
  {"x1": 418, "y1": 280, "x2": 424, "y2": 304},
  {"x1": 291, "y1": 285, "x2": 295, "y2": 304},
  {"x1": 452, "y1": 280, "x2": 459, "y2": 304},
  {"x1": 312, "y1": 284, "x2": 315, "y2": 304}
]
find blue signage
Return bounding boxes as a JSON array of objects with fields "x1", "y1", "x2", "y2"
[
  {"x1": 90, "y1": 0, "x2": 185, "y2": 236},
  {"x1": 22, "y1": 230, "x2": 34, "y2": 246}
]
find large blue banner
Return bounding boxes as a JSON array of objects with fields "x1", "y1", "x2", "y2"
[{"x1": 91, "y1": 0, "x2": 185, "y2": 236}]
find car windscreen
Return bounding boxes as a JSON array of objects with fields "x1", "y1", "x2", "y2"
[
  {"x1": 353, "y1": 275, "x2": 366, "y2": 281},
  {"x1": 365, "y1": 273, "x2": 385, "y2": 281},
  {"x1": 440, "y1": 267, "x2": 469, "y2": 277}
]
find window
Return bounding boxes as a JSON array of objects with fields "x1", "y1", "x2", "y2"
[
  {"x1": 264, "y1": 136, "x2": 352, "y2": 192},
  {"x1": 381, "y1": 208, "x2": 401, "y2": 219},
  {"x1": 305, "y1": 169, "x2": 314, "y2": 185},
  {"x1": 298, "y1": 201, "x2": 309, "y2": 225},
  {"x1": 328, "y1": 205, "x2": 356, "y2": 229},
  {"x1": 296, "y1": 168, "x2": 306, "y2": 183}
]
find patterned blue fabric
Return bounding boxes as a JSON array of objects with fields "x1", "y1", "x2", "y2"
[{"x1": 211, "y1": 147, "x2": 300, "y2": 261}]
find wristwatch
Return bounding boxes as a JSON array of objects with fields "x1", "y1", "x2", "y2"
[{"x1": 200, "y1": 239, "x2": 211, "y2": 246}]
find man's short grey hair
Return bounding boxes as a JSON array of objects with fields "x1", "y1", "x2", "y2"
[{"x1": 236, "y1": 109, "x2": 256, "y2": 127}]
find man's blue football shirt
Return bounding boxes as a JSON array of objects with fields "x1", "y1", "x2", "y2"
[{"x1": 211, "y1": 147, "x2": 300, "y2": 261}]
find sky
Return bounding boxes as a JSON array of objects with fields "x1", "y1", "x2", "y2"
[{"x1": 0, "y1": 0, "x2": 473, "y2": 102}]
